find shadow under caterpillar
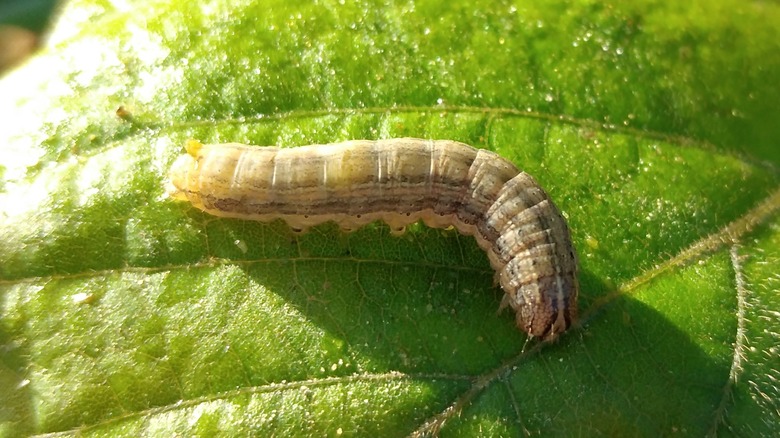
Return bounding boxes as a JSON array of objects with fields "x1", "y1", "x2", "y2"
[{"x1": 168, "y1": 138, "x2": 579, "y2": 341}]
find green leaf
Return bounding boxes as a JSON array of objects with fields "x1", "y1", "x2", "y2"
[{"x1": 1, "y1": 0, "x2": 779, "y2": 436}]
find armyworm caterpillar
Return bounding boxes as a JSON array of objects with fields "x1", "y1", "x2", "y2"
[{"x1": 168, "y1": 138, "x2": 578, "y2": 340}]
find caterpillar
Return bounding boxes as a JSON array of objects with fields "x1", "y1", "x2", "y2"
[{"x1": 168, "y1": 138, "x2": 579, "y2": 340}]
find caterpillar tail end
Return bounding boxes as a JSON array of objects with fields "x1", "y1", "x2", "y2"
[
  {"x1": 185, "y1": 139, "x2": 204, "y2": 157},
  {"x1": 167, "y1": 140, "x2": 202, "y2": 201}
]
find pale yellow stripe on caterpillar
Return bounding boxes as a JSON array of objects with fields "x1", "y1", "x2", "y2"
[{"x1": 168, "y1": 138, "x2": 579, "y2": 341}]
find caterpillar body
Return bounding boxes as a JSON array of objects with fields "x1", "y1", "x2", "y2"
[{"x1": 168, "y1": 138, "x2": 579, "y2": 340}]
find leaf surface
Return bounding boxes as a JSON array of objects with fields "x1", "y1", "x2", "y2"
[{"x1": 1, "y1": 0, "x2": 779, "y2": 436}]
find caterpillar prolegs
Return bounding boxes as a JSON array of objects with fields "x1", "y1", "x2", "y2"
[{"x1": 168, "y1": 138, "x2": 579, "y2": 340}]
